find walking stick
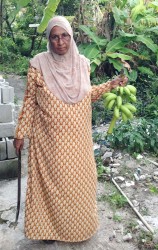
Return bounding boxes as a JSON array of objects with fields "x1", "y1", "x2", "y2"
[{"x1": 15, "y1": 149, "x2": 21, "y2": 225}]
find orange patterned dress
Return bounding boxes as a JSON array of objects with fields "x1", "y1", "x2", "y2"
[{"x1": 15, "y1": 67, "x2": 112, "y2": 242}]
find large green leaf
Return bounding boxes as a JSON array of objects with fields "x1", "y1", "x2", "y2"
[
  {"x1": 91, "y1": 58, "x2": 102, "y2": 66},
  {"x1": 119, "y1": 47, "x2": 149, "y2": 60},
  {"x1": 107, "y1": 52, "x2": 132, "y2": 60},
  {"x1": 119, "y1": 30, "x2": 137, "y2": 38},
  {"x1": 109, "y1": 58, "x2": 123, "y2": 71},
  {"x1": 112, "y1": 7, "x2": 124, "y2": 25},
  {"x1": 90, "y1": 63, "x2": 97, "y2": 73},
  {"x1": 37, "y1": 0, "x2": 60, "y2": 33},
  {"x1": 82, "y1": 44, "x2": 100, "y2": 60},
  {"x1": 138, "y1": 66, "x2": 154, "y2": 76},
  {"x1": 119, "y1": 47, "x2": 140, "y2": 57},
  {"x1": 106, "y1": 38, "x2": 127, "y2": 52},
  {"x1": 128, "y1": 70, "x2": 138, "y2": 81},
  {"x1": 131, "y1": 0, "x2": 146, "y2": 21},
  {"x1": 79, "y1": 25, "x2": 107, "y2": 46},
  {"x1": 136, "y1": 35, "x2": 158, "y2": 52},
  {"x1": 140, "y1": 16, "x2": 158, "y2": 26},
  {"x1": 146, "y1": 26, "x2": 158, "y2": 34}
]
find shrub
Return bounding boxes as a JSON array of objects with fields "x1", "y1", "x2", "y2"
[{"x1": 106, "y1": 118, "x2": 158, "y2": 155}]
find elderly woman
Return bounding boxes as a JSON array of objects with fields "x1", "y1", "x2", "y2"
[{"x1": 13, "y1": 16, "x2": 127, "y2": 243}]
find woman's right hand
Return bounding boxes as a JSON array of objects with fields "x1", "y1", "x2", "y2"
[{"x1": 13, "y1": 138, "x2": 24, "y2": 155}]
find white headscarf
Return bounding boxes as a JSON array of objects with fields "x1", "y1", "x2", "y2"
[{"x1": 30, "y1": 16, "x2": 91, "y2": 104}]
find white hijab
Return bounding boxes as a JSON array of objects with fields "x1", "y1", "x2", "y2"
[{"x1": 30, "y1": 16, "x2": 91, "y2": 104}]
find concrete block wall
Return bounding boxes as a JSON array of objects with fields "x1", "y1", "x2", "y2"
[
  {"x1": 0, "y1": 77, "x2": 18, "y2": 179},
  {"x1": 0, "y1": 104, "x2": 14, "y2": 123}
]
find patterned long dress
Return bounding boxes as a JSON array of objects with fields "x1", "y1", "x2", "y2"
[{"x1": 15, "y1": 67, "x2": 112, "y2": 242}]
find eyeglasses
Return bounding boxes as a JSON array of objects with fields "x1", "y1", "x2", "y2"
[{"x1": 50, "y1": 33, "x2": 70, "y2": 42}]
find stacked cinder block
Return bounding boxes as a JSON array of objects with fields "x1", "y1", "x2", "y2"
[{"x1": 0, "y1": 77, "x2": 18, "y2": 179}]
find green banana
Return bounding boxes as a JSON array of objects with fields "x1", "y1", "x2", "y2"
[
  {"x1": 119, "y1": 86, "x2": 124, "y2": 95},
  {"x1": 107, "y1": 99, "x2": 116, "y2": 110},
  {"x1": 107, "y1": 116, "x2": 117, "y2": 134},
  {"x1": 116, "y1": 96, "x2": 122, "y2": 108},
  {"x1": 126, "y1": 85, "x2": 137, "y2": 95},
  {"x1": 122, "y1": 112, "x2": 128, "y2": 122},
  {"x1": 114, "y1": 106, "x2": 120, "y2": 119},
  {"x1": 124, "y1": 103, "x2": 137, "y2": 113},
  {"x1": 129, "y1": 94, "x2": 137, "y2": 103},
  {"x1": 103, "y1": 81, "x2": 137, "y2": 132},
  {"x1": 105, "y1": 93, "x2": 117, "y2": 104},
  {"x1": 103, "y1": 92, "x2": 111, "y2": 98},
  {"x1": 123, "y1": 86, "x2": 131, "y2": 95},
  {"x1": 120, "y1": 105, "x2": 133, "y2": 119}
]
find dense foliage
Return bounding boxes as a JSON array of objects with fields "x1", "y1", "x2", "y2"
[{"x1": 106, "y1": 118, "x2": 158, "y2": 156}]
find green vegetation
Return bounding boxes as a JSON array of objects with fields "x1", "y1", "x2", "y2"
[
  {"x1": 98, "y1": 182, "x2": 128, "y2": 209},
  {"x1": 149, "y1": 185, "x2": 158, "y2": 194},
  {"x1": 106, "y1": 118, "x2": 158, "y2": 155},
  {"x1": 113, "y1": 214, "x2": 123, "y2": 222}
]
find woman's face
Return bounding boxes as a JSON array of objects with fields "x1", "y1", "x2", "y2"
[{"x1": 49, "y1": 26, "x2": 71, "y2": 55}]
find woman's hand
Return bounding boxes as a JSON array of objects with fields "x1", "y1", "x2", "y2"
[
  {"x1": 13, "y1": 138, "x2": 24, "y2": 155},
  {"x1": 110, "y1": 75, "x2": 128, "y2": 90}
]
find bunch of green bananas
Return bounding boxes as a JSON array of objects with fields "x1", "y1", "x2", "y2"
[{"x1": 103, "y1": 85, "x2": 137, "y2": 133}]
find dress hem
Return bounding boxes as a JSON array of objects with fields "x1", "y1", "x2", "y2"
[{"x1": 25, "y1": 225, "x2": 99, "y2": 243}]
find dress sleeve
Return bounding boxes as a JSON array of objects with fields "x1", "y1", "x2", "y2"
[
  {"x1": 15, "y1": 67, "x2": 38, "y2": 139},
  {"x1": 91, "y1": 81, "x2": 112, "y2": 102}
]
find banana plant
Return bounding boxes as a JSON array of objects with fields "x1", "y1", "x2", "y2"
[
  {"x1": 37, "y1": 0, "x2": 61, "y2": 33},
  {"x1": 16, "y1": 0, "x2": 61, "y2": 33},
  {"x1": 78, "y1": 0, "x2": 158, "y2": 78},
  {"x1": 78, "y1": 25, "x2": 139, "y2": 78}
]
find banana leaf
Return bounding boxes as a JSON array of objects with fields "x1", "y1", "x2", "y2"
[
  {"x1": 128, "y1": 70, "x2": 138, "y2": 81},
  {"x1": 79, "y1": 25, "x2": 107, "y2": 46},
  {"x1": 112, "y1": 7, "x2": 128, "y2": 25},
  {"x1": 146, "y1": 26, "x2": 158, "y2": 34},
  {"x1": 106, "y1": 38, "x2": 127, "y2": 53},
  {"x1": 136, "y1": 35, "x2": 158, "y2": 53},
  {"x1": 138, "y1": 66, "x2": 154, "y2": 76},
  {"x1": 109, "y1": 58, "x2": 123, "y2": 71},
  {"x1": 118, "y1": 47, "x2": 142, "y2": 57},
  {"x1": 107, "y1": 52, "x2": 132, "y2": 60},
  {"x1": 119, "y1": 30, "x2": 137, "y2": 38},
  {"x1": 37, "y1": 0, "x2": 60, "y2": 33},
  {"x1": 91, "y1": 58, "x2": 102, "y2": 66},
  {"x1": 82, "y1": 44, "x2": 100, "y2": 60}
]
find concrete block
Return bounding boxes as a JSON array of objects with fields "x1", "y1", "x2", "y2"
[
  {"x1": 9, "y1": 87, "x2": 14, "y2": 103},
  {"x1": 1, "y1": 86, "x2": 10, "y2": 103},
  {"x1": 1, "y1": 86, "x2": 14, "y2": 104},
  {"x1": 0, "y1": 158, "x2": 18, "y2": 179},
  {"x1": 0, "y1": 104, "x2": 14, "y2": 123},
  {"x1": 6, "y1": 137, "x2": 17, "y2": 159},
  {"x1": 0, "y1": 122, "x2": 15, "y2": 138},
  {"x1": 0, "y1": 138, "x2": 7, "y2": 160}
]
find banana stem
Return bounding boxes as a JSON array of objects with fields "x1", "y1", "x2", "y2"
[{"x1": 107, "y1": 115, "x2": 117, "y2": 134}]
